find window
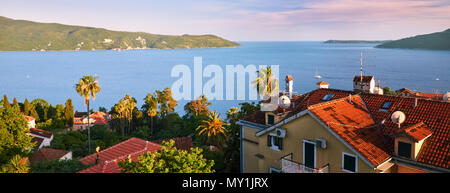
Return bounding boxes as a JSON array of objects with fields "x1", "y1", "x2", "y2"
[
  {"x1": 398, "y1": 141, "x2": 412, "y2": 159},
  {"x1": 269, "y1": 168, "x2": 281, "y2": 173},
  {"x1": 267, "y1": 114, "x2": 275, "y2": 125},
  {"x1": 321, "y1": 93, "x2": 335, "y2": 101},
  {"x1": 380, "y1": 101, "x2": 391, "y2": 111},
  {"x1": 267, "y1": 135, "x2": 283, "y2": 151},
  {"x1": 303, "y1": 140, "x2": 316, "y2": 168},
  {"x1": 342, "y1": 152, "x2": 357, "y2": 173}
]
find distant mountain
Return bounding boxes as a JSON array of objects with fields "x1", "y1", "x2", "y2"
[
  {"x1": 324, "y1": 40, "x2": 389, "y2": 44},
  {"x1": 0, "y1": 16, "x2": 240, "y2": 51},
  {"x1": 376, "y1": 29, "x2": 450, "y2": 50}
]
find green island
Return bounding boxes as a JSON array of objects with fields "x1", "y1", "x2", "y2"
[
  {"x1": 0, "y1": 16, "x2": 240, "y2": 51},
  {"x1": 323, "y1": 40, "x2": 389, "y2": 44},
  {"x1": 376, "y1": 28, "x2": 450, "y2": 50}
]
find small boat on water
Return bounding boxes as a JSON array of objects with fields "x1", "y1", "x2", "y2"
[
  {"x1": 314, "y1": 67, "x2": 321, "y2": 79},
  {"x1": 436, "y1": 77, "x2": 440, "y2": 81}
]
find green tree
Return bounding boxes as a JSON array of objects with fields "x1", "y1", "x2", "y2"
[
  {"x1": 156, "y1": 88, "x2": 177, "y2": 118},
  {"x1": 30, "y1": 159, "x2": 89, "y2": 173},
  {"x1": 0, "y1": 105, "x2": 35, "y2": 173},
  {"x1": 184, "y1": 95, "x2": 211, "y2": 117},
  {"x1": 12, "y1": 97, "x2": 18, "y2": 107},
  {"x1": 196, "y1": 111, "x2": 229, "y2": 148},
  {"x1": 1, "y1": 95, "x2": 10, "y2": 108},
  {"x1": 75, "y1": 75, "x2": 101, "y2": 154},
  {"x1": 65, "y1": 99, "x2": 74, "y2": 127},
  {"x1": 23, "y1": 98, "x2": 32, "y2": 115},
  {"x1": 143, "y1": 93, "x2": 158, "y2": 135},
  {"x1": 119, "y1": 140, "x2": 214, "y2": 173},
  {"x1": 383, "y1": 87, "x2": 397, "y2": 96},
  {"x1": 252, "y1": 67, "x2": 280, "y2": 98}
]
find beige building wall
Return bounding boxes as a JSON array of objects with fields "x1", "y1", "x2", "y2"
[{"x1": 243, "y1": 113, "x2": 378, "y2": 173}]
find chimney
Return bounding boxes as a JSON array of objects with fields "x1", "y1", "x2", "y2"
[
  {"x1": 285, "y1": 75, "x2": 293, "y2": 98},
  {"x1": 414, "y1": 97, "x2": 418, "y2": 108},
  {"x1": 348, "y1": 94, "x2": 353, "y2": 104}
]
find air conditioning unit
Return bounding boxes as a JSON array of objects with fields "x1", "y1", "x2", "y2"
[
  {"x1": 275, "y1": 128, "x2": 286, "y2": 138},
  {"x1": 315, "y1": 138, "x2": 327, "y2": 149}
]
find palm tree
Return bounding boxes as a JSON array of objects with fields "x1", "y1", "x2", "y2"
[
  {"x1": 143, "y1": 93, "x2": 158, "y2": 135},
  {"x1": 75, "y1": 75, "x2": 100, "y2": 153},
  {"x1": 123, "y1": 94, "x2": 136, "y2": 134},
  {"x1": 226, "y1": 107, "x2": 239, "y2": 123},
  {"x1": 252, "y1": 67, "x2": 279, "y2": 99},
  {"x1": 196, "y1": 111, "x2": 229, "y2": 148}
]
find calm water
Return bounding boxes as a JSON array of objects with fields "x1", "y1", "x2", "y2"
[{"x1": 0, "y1": 42, "x2": 449, "y2": 115}]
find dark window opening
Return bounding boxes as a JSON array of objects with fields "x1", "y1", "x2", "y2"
[
  {"x1": 343, "y1": 154, "x2": 356, "y2": 172},
  {"x1": 398, "y1": 141, "x2": 412, "y2": 159},
  {"x1": 267, "y1": 114, "x2": 275, "y2": 125}
]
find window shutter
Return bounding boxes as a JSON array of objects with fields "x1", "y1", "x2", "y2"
[{"x1": 267, "y1": 135, "x2": 272, "y2": 147}]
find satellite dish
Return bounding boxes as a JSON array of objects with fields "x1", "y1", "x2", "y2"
[
  {"x1": 279, "y1": 95, "x2": 291, "y2": 108},
  {"x1": 391, "y1": 111, "x2": 406, "y2": 128},
  {"x1": 443, "y1": 92, "x2": 450, "y2": 102}
]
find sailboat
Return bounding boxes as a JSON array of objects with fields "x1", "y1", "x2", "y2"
[{"x1": 314, "y1": 67, "x2": 321, "y2": 79}]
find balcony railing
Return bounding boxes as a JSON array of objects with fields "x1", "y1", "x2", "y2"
[{"x1": 280, "y1": 154, "x2": 329, "y2": 173}]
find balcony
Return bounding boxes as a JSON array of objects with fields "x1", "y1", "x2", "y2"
[{"x1": 280, "y1": 154, "x2": 329, "y2": 173}]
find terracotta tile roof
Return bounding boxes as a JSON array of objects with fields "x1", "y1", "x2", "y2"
[
  {"x1": 353, "y1": 75, "x2": 374, "y2": 83},
  {"x1": 152, "y1": 136, "x2": 193, "y2": 151},
  {"x1": 29, "y1": 148, "x2": 71, "y2": 163},
  {"x1": 30, "y1": 128, "x2": 53, "y2": 138},
  {"x1": 78, "y1": 137, "x2": 161, "y2": 173},
  {"x1": 308, "y1": 95, "x2": 391, "y2": 166},
  {"x1": 23, "y1": 115, "x2": 35, "y2": 122},
  {"x1": 396, "y1": 88, "x2": 415, "y2": 95},
  {"x1": 395, "y1": 122, "x2": 433, "y2": 142},
  {"x1": 241, "y1": 89, "x2": 353, "y2": 125},
  {"x1": 415, "y1": 92, "x2": 444, "y2": 100},
  {"x1": 241, "y1": 88, "x2": 450, "y2": 169},
  {"x1": 286, "y1": 75, "x2": 293, "y2": 81},
  {"x1": 360, "y1": 93, "x2": 450, "y2": 169},
  {"x1": 316, "y1": 81, "x2": 329, "y2": 86}
]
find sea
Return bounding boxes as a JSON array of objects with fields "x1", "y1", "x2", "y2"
[{"x1": 0, "y1": 42, "x2": 449, "y2": 116}]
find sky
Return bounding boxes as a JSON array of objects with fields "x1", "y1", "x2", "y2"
[{"x1": 1, "y1": 0, "x2": 450, "y2": 41}]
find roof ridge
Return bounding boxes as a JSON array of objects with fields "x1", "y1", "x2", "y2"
[
  {"x1": 308, "y1": 94, "x2": 361, "y2": 110},
  {"x1": 80, "y1": 137, "x2": 146, "y2": 162}
]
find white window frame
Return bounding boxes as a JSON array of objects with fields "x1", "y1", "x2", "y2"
[
  {"x1": 269, "y1": 168, "x2": 281, "y2": 173},
  {"x1": 269, "y1": 134, "x2": 281, "y2": 151},
  {"x1": 302, "y1": 140, "x2": 316, "y2": 169},
  {"x1": 342, "y1": 152, "x2": 358, "y2": 173}
]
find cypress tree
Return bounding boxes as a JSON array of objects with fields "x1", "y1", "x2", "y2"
[
  {"x1": 30, "y1": 107, "x2": 40, "y2": 122},
  {"x1": 65, "y1": 99, "x2": 74, "y2": 127},
  {"x1": 23, "y1": 98, "x2": 31, "y2": 115},
  {"x1": 12, "y1": 97, "x2": 18, "y2": 107},
  {"x1": 2, "y1": 95, "x2": 10, "y2": 108}
]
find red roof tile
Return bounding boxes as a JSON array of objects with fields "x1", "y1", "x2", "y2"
[
  {"x1": 308, "y1": 95, "x2": 391, "y2": 166},
  {"x1": 316, "y1": 81, "x2": 329, "y2": 86},
  {"x1": 29, "y1": 148, "x2": 71, "y2": 163},
  {"x1": 30, "y1": 128, "x2": 53, "y2": 138},
  {"x1": 152, "y1": 136, "x2": 193, "y2": 151},
  {"x1": 23, "y1": 115, "x2": 35, "y2": 122},
  {"x1": 78, "y1": 137, "x2": 161, "y2": 173},
  {"x1": 360, "y1": 93, "x2": 450, "y2": 169},
  {"x1": 396, "y1": 122, "x2": 433, "y2": 142},
  {"x1": 353, "y1": 75, "x2": 374, "y2": 83},
  {"x1": 241, "y1": 88, "x2": 450, "y2": 170}
]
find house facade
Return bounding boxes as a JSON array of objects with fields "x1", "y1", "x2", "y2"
[{"x1": 238, "y1": 88, "x2": 450, "y2": 173}]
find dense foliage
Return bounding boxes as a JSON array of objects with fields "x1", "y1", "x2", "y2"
[
  {"x1": 0, "y1": 16, "x2": 240, "y2": 51},
  {"x1": 30, "y1": 159, "x2": 89, "y2": 173},
  {"x1": 0, "y1": 106, "x2": 34, "y2": 173},
  {"x1": 376, "y1": 28, "x2": 450, "y2": 50}
]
